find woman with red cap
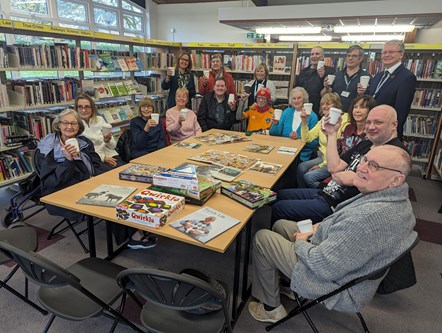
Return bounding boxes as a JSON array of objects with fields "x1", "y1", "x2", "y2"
[{"x1": 236, "y1": 87, "x2": 275, "y2": 132}]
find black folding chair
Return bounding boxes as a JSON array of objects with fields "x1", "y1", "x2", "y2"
[
  {"x1": 117, "y1": 268, "x2": 232, "y2": 333},
  {"x1": 266, "y1": 237, "x2": 420, "y2": 332},
  {"x1": 0, "y1": 226, "x2": 48, "y2": 315},
  {"x1": 0, "y1": 240, "x2": 143, "y2": 333}
]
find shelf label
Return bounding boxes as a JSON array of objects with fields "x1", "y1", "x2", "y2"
[
  {"x1": 405, "y1": 43, "x2": 442, "y2": 50},
  {"x1": 0, "y1": 19, "x2": 13, "y2": 28},
  {"x1": 184, "y1": 42, "x2": 290, "y2": 49},
  {"x1": 13, "y1": 21, "x2": 52, "y2": 33},
  {"x1": 130, "y1": 37, "x2": 145, "y2": 44},
  {"x1": 95, "y1": 32, "x2": 116, "y2": 40},
  {"x1": 147, "y1": 39, "x2": 181, "y2": 47}
]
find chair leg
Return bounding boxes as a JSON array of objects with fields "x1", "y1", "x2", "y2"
[
  {"x1": 64, "y1": 219, "x2": 89, "y2": 253},
  {"x1": 48, "y1": 218, "x2": 89, "y2": 253},
  {"x1": 0, "y1": 278, "x2": 48, "y2": 315},
  {"x1": 356, "y1": 312, "x2": 369, "y2": 333},
  {"x1": 41, "y1": 314, "x2": 56, "y2": 333},
  {"x1": 295, "y1": 294, "x2": 319, "y2": 333}
]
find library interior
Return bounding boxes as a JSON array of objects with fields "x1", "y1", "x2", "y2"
[{"x1": 0, "y1": 1, "x2": 441, "y2": 332}]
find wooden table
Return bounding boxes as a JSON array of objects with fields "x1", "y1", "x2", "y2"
[{"x1": 41, "y1": 129, "x2": 304, "y2": 322}]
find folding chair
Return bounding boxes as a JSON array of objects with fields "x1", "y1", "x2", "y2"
[
  {"x1": 266, "y1": 237, "x2": 420, "y2": 333},
  {"x1": 0, "y1": 240, "x2": 143, "y2": 333},
  {"x1": 117, "y1": 268, "x2": 232, "y2": 333},
  {"x1": 0, "y1": 226, "x2": 48, "y2": 315}
]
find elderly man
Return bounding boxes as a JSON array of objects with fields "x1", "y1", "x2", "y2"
[
  {"x1": 271, "y1": 105, "x2": 404, "y2": 224},
  {"x1": 249, "y1": 145, "x2": 417, "y2": 323},
  {"x1": 296, "y1": 46, "x2": 335, "y2": 116},
  {"x1": 197, "y1": 78, "x2": 236, "y2": 132},
  {"x1": 367, "y1": 40, "x2": 416, "y2": 140}
]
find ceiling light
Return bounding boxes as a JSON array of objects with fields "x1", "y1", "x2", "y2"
[
  {"x1": 279, "y1": 35, "x2": 333, "y2": 42},
  {"x1": 334, "y1": 25, "x2": 415, "y2": 33},
  {"x1": 341, "y1": 34, "x2": 405, "y2": 42},
  {"x1": 256, "y1": 27, "x2": 322, "y2": 34}
]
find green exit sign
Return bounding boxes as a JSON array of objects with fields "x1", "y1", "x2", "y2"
[{"x1": 247, "y1": 33, "x2": 264, "y2": 39}]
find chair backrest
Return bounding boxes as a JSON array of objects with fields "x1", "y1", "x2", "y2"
[
  {"x1": 115, "y1": 129, "x2": 132, "y2": 163},
  {"x1": 32, "y1": 149, "x2": 41, "y2": 177},
  {"x1": 0, "y1": 240, "x2": 81, "y2": 289}
]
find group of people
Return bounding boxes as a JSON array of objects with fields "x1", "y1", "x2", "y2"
[{"x1": 35, "y1": 39, "x2": 418, "y2": 324}]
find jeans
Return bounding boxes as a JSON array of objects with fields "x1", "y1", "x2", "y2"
[{"x1": 296, "y1": 156, "x2": 331, "y2": 188}]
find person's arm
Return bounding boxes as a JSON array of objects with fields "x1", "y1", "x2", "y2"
[
  {"x1": 331, "y1": 170, "x2": 357, "y2": 186},
  {"x1": 323, "y1": 116, "x2": 348, "y2": 173},
  {"x1": 300, "y1": 118, "x2": 320, "y2": 143},
  {"x1": 198, "y1": 76, "x2": 208, "y2": 95},
  {"x1": 197, "y1": 95, "x2": 209, "y2": 132},
  {"x1": 266, "y1": 79, "x2": 277, "y2": 103},
  {"x1": 165, "y1": 110, "x2": 182, "y2": 133}
]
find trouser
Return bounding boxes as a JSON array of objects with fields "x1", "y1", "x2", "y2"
[{"x1": 251, "y1": 219, "x2": 300, "y2": 307}]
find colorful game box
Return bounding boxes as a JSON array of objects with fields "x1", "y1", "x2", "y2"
[
  {"x1": 119, "y1": 164, "x2": 168, "y2": 184},
  {"x1": 116, "y1": 189, "x2": 185, "y2": 228}
]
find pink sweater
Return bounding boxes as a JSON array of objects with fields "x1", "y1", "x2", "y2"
[{"x1": 166, "y1": 107, "x2": 202, "y2": 143}]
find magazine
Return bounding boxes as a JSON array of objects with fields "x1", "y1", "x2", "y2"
[
  {"x1": 221, "y1": 180, "x2": 277, "y2": 209},
  {"x1": 244, "y1": 144, "x2": 274, "y2": 154},
  {"x1": 188, "y1": 149, "x2": 259, "y2": 170},
  {"x1": 277, "y1": 146, "x2": 298, "y2": 155},
  {"x1": 76, "y1": 184, "x2": 137, "y2": 207},
  {"x1": 249, "y1": 161, "x2": 283, "y2": 175},
  {"x1": 195, "y1": 132, "x2": 251, "y2": 145},
  {"x1": 169, "y1": 206, "x2": 240, "y2": 244},
  {"x1": 174, "y1": 142, "x2": 202, "y2": 149}
]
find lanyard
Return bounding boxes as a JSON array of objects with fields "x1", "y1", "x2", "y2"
[
  {"x1": 374, "y1": 71, "x2": 391, "y2": 97},
  {"x1": 343, "y1": 74, "x2": 356, "y2": 91}
]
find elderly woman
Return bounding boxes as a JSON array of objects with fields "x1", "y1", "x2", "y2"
[
  {"x1": 161, "y1": 51, "x2": 196, "y2": 109},
  {"x1": 237, "y1": 87, "x2": 274, "y2": 133},
  {"x1": 130, "y1": 97, "x2": 166, "y2": 159},
  {"x1": 297, "y1": 93, "x2": 349, "y2": 188},
  {"x1": 269, "y1": 87, "x2": 318, "y2": 161},
  {"x1": 242, "y1": 63, "x2": 276, "y2": 106},
  {"x1": 166, "y1": 87, "x2": 202, "y2": 143},
  {"x1": 74, "y1": 93, "x2": 124, "y2": 174},
  {"x1": 198, "y1": 53, "x2": 236, "y2": 96},
  {"x1": 36, "y1": 109, "x2": 101, "y2": 220}
]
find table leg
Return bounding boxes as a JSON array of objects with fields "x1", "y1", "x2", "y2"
[
  {"x1": 231, "y1": 227, "x2": 243, "y2": 323},
  {"x1": 242, "y1": 218, "x2": 253, "y2": 301},
  {"x1": 87, "y1": 215, "x2": 96, "y2": 257}
]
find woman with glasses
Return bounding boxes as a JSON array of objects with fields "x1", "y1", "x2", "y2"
[
  {"x1": 198, "y1": 53, "x2": 236, "y2": 97},
  {"x1": 36, "y1": 109, "x2": 101, "y2": 220},
  {"x1": 74, "y1": 93, "x2": 125, "y2": 174},
  {"x1": 161, "y1": 51, "x2": 196, "y2": 109}
]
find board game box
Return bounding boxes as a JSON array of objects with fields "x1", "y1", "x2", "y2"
[
  {"x1": 221, "y1": 180, "x2": 277, "y2": 209},
  {"x1": 119, "y1": 164, "x2": 168, "y2": 183}
]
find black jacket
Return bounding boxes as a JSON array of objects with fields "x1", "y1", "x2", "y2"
[{"x1": 197, "y1": 92, "x2": 236, "y2": 132}]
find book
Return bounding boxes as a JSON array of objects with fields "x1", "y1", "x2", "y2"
[
  {"x1": 81, "y1": 79, "x2": 95, "y2": 97},
  {"x1": 115, "y1": 81, "x2": 128, "y2": 96},
  {"x1": 221, "y1": 180, "x2": 277, "y2": 209},
  {"x1": 244, "y1": 144, "x2": 274, "y2": 154},
  {"x1": 249, "y1": 161, "x2": 283, "y2": 175},
  {"x1": 174, "y1": 142, "x2": 202, "y2": 149},
  {"x1": 277, "y1": 146, "x2": 298, "y2": 155},
  {"x1": 150, "y1": 184, "x2": 216, "y2": 206},
  {"x1": 433, "y1": 60, "x2": 442, "y2": 79},
  {"x1": 107, "y1": 82, "x2": 120, "y2": 97},
  {"x1": 188, "y1": 150, "x2": 259, "y2": 170},
  {"x1": 273, "y1": 55, "x2": 287, "y2": 73},
  {"x1": 94, "y1": 82, "x2": 112, "y2": 98},
  {"x1": 123, "y1": 80, "x2": 138, "y2": 95},
  {"x1": 116, "y1": 189, "x2": 185, "y2": 229},
  {"x1": 119, "y1": 164, "x2": 168, "y2": 183},
  {"x1": 169, "y1": 206, "x2": 240, "y2": 243},
  {"x1": 76, "y1": 184, "x2": 137, "y2": 207},
  {"x1": 195, "y1": 132, "x2": 251, "y2": 145}
]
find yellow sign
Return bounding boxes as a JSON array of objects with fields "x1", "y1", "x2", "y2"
[
  {"x1": 94, "y1": 32, "x2": 116, "y2": 40},
  {"x1": 184, "y1": 42, "x2": 290, "y2": 49},
  {"x1": 405, "y1": 43, "x2": 442, "y2": 50},
  {"x1": 13, "y1": 21, "x2": 51, "y2": 33},
  {"x1": 0, "y1": 19, "x2": 13, "y2": 29},
  {"x1": 147, "y1": 39, "x2": 181, "y2": 47},
  {"x1": 130, "y1": 37, "x2": 146, "y2": 44}
]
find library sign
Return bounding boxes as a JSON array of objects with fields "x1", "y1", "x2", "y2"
[
  {"x1": 247, "y1": 33, "x2": 264, "y2": 39},
  {"x1": 12, "y1": 21, "x2": 94, "y2": 38}
]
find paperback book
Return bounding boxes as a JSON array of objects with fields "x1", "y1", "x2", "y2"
[
  {"x1": 119, "y1": 164, "x2": 169, "y2": 183},
  {"x1": 195, "y1": 132, "x2": 251, "y2": 145},
  {"x1": 188, "y1": 149, "x2": 259, "y2": 170},
  {"x1": 249, "y1": 161, "x2": 283, "y2": 175},
  {"x1": 244, "y1": 144, "x2": 274, "y2": 154},
  {"x1": 221, "y1": 180, "x2": 277, "y2": 209},
  {"x1": 277, "y1": 146, "x2": 298, "y2": 155},
  {"x1": 76, "y1": 184, "x2": 136, "y2": 207},
  {"x1": 169, "y1": 206, "x2": 240, "y2": 244}
]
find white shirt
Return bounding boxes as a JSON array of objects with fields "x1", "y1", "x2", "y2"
[{"x1": 81, "y1": 116, "x2": 118, "y2": 162}]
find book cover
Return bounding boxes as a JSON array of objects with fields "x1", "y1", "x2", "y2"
[
  {"x1": 150, "y1": 185, "x2": 216, "y2": 206},
  {"x1": 277, "y1": 146, "x2": 298, "y2": 155},
  {"x1": 174, "y1": 142, "x2": 202, "y2": 149},
  {"x1": 115, "y1": 81, "x2": 128, "y2": 96},
  {"x1": 273, "y1": 55, "x2": 286, "y2": 73},
  {"x1": 81, "y1": 79, "x2": 95, "y2": 97},
  {"x1": 249, "y1": 161, "x2": 283, "y2": 175},
  {"x1": 107, "y1": 82, "x2": 120, "y2": 97},
  {"x1": 117, "y1": 57, "x2": 130, "y2": 71},
  {"x1": 76, "y1": 184, "x2": 137, "y2": 207},
  {"x1": 94, "y1": 83, "x2": 112, "y2": 98},
  {"x1": 119, "y1": 164, "x2": 168, "y2": 183},
  {"x1": 244, "y1": 144, "x2": 274, "y2": 154},
  {"x1": 123, "y1": 80, "x2": 138, "y2": 95},
  {"x1": 433, "y1": 60, "x2": 442, "y2": 79},
  {"x1": 100, "y1": 54, "x2": 115, "y2": 71},
  {"x1": 124, "y1": 56, "x2": 139, "y2": 71},
  {"x1": 116, "y1": 189, "x2": 185, "y2": 229},
  {"x1": 221, "y1": 180, "x2": 277, "y2": 209},
  {"x1": 169, "y1": 206, "x2": 240, "y2": 244},
  {"x1": 188, "y1": 150, "x2": 259, "y2": 170}
]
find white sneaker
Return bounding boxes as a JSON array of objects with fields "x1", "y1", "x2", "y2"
[
  {"x1": 248, "y1": 301, "x2": 287, "y2": 323},
  {"x1": 280, "y1": 285, "x2": 296, "y2": 301}
]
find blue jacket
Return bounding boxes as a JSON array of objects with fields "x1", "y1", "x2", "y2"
[
  {"x1": 130, "y1": 116, "x2": 166, "y2": 159},
  {"x1": 270, "y1": 107, "x2": 319, "y2": 161}
]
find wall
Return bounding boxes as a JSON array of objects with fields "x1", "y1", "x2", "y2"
[
  {"x1": 416, "y1": 21, "x2": 442, "y2": 43},
  {"x1": 155, "y1": 1, "x2": 254, "y2": 43}
]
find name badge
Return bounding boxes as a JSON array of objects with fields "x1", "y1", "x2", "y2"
[{"x1": 341, "y1": 91, "x2": 350, "y2": 97}]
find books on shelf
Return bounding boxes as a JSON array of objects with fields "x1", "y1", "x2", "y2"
[
  {"x1": 107, "y1": 82, "x2": 120, "y2": 97},
  {"x1": 277, "y1": 146, "x2": 298, "y2": 155},
  {"x1": 169, "y1": 206, "x2": 240, "y2": 244},
  {"x1": 404, "y1": 114, "x2": 437, "y2": 137},
  {"x1": 244, "y1": 144, "x2": 274, "y2": 154},
  {"x1": 119, "y1": 164, "x2": 168, "y2": 183},
  {"x1": 412, "y1": 88, "x2": 441, "y2": 109},
  {"x1": 116, "y1": 189, "x2": 185, "y2": 229},
  {"x1": 403, "y1": 137, "x2": 433, "y2": 158},
  {"x1": 273, "y1": 55, "x2": 287, "y2": 73},
  {"x1": 80, "y1": 79, "x2": 95, "y2": 97},
  {"x1": 221, "y1": 180, "x2": 277, "y2": 209},
  {"x1": 76, "y1": 184, "x2": 137, "y2": 207},
  {"x1": 136, "y1": 52, "x2": 174, "y2": 69}
]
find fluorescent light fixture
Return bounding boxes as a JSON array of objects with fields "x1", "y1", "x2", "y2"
[
  {"x1": 279, "y1": 35, "x2": 333, "y2": 42},
  {"x1": 256, "y1": 27, "x2": 322, "y2": 34},
  {"x1": 341, "y1": 34, "x2": 405, "y2": 42},
  {"x1": 334, "y1": 25, "x2": 415, "y2": 33}
]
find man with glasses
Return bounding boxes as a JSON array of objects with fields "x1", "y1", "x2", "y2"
[
  {"x1": 271, "y1": 104, "x2": 406, "y2": 225},
  {"x1": 322, "y1": 45, "x2": 368, "y2": 113},
  {"x1": 367, "y1": 40, "x2": 416, "y2": 140},
  {"x1": 249, "y1": 144, "x2": 416, "y2": 323},
  {"x1": 295, "y1": 46, "x2": 335, "y2": 117}
]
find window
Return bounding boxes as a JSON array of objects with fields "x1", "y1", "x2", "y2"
[
  {"x1": 11, "y1": 0, "x2": 49, "y2": 15},
  {"x1": 11, "y1": 16, "x2": 52, "y2": 44},
  {"x1": 123, "y1": 14, "x2": 142, "y2": 31},
  {"x1": 57, "y1": 0, "x2": 88, "y2": 22},
  {"x1": 93, "y1": 0, "x2": 118, "y2": 7},
  {"x1": 94, "y1": 7, "x2": 118, "y2": 27},
  {"x1": 122, "y1": 1, "x2": 142, "y2": 13}
]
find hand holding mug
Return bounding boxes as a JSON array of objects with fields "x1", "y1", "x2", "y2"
[
  {"x1": 271, "y1": 114, "x2": 279, "y2": 125},
  {"x1": 103, "y1": 132, "x2": 112, "y2": 143},
  {"x1": 317, "y1": 66, "x2": 325, "y2": 78},
  {"x1": 178, "y1": 114, "x2": 186, "y2": 124},
  {"x1": 147, "y1": 119, "x2": 158, "y2": 127}
]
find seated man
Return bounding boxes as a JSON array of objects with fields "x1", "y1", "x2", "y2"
[
  {"x1": 271, "y1": 104, "x2": 404, "y2": 224},
  {"x1": 249, "y1": 145, "x2": 417, "y2": 323},
  {"x1": 197, "y1": 78, "x2": 237, "y2": 132}
]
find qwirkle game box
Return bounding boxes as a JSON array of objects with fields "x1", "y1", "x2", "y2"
[{"x1": 116, "y1": 189, "x2": 185, "y2": 228}]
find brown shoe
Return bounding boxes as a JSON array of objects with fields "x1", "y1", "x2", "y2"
[{"x1": 248, "y1": 301, "x2": 287, "y2": 323}]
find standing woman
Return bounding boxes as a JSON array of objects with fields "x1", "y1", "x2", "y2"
[
  {"x1": 269, "y1": 87, "x2": 318, "y2": 162},
  {"x1": 243, "y1": 64, "x2": 277, "y2": 106},
  {"x1": 74, "y1": 93, "x2": 124, "y2": 174},
  {"x1": 130, "y1": 97, "x2": 166, "y2": 159},
  {"x1": 166, "y1": 87, "x2": 202, "y2": 143},
  {"x1": 161, "y1": 51, "x2": 196, "y2": 109},
  {"x1": 198, "y1": 53, "x2": 236, "y2": 96}
]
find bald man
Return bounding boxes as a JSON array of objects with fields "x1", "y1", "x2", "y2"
[
  {"x1": 249, "y1": 145, "x2": 417, "y2": 323},
  {"x1": 271, "y1": 104, "x2": 405, "y2": 224}
]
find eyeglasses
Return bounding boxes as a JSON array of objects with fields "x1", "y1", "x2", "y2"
[
  {"x1": 360, "y1": 155, "x2": 403, "y2": 174},
  {"x1": 77, "y1": 105, "x2": 92, "y2": 110},
  {"x1": 381, "y1": 50, "x2": 402, "y2": 56},
  {"x1": 60, "y1": 121, "x2": 79, "y2": 127},
  {"x1": 347, "y1": 54, "x2": 361, "y2": 59},
  {"x1": 140, "y1": 105, "x2": 153, "y2": 110}
]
